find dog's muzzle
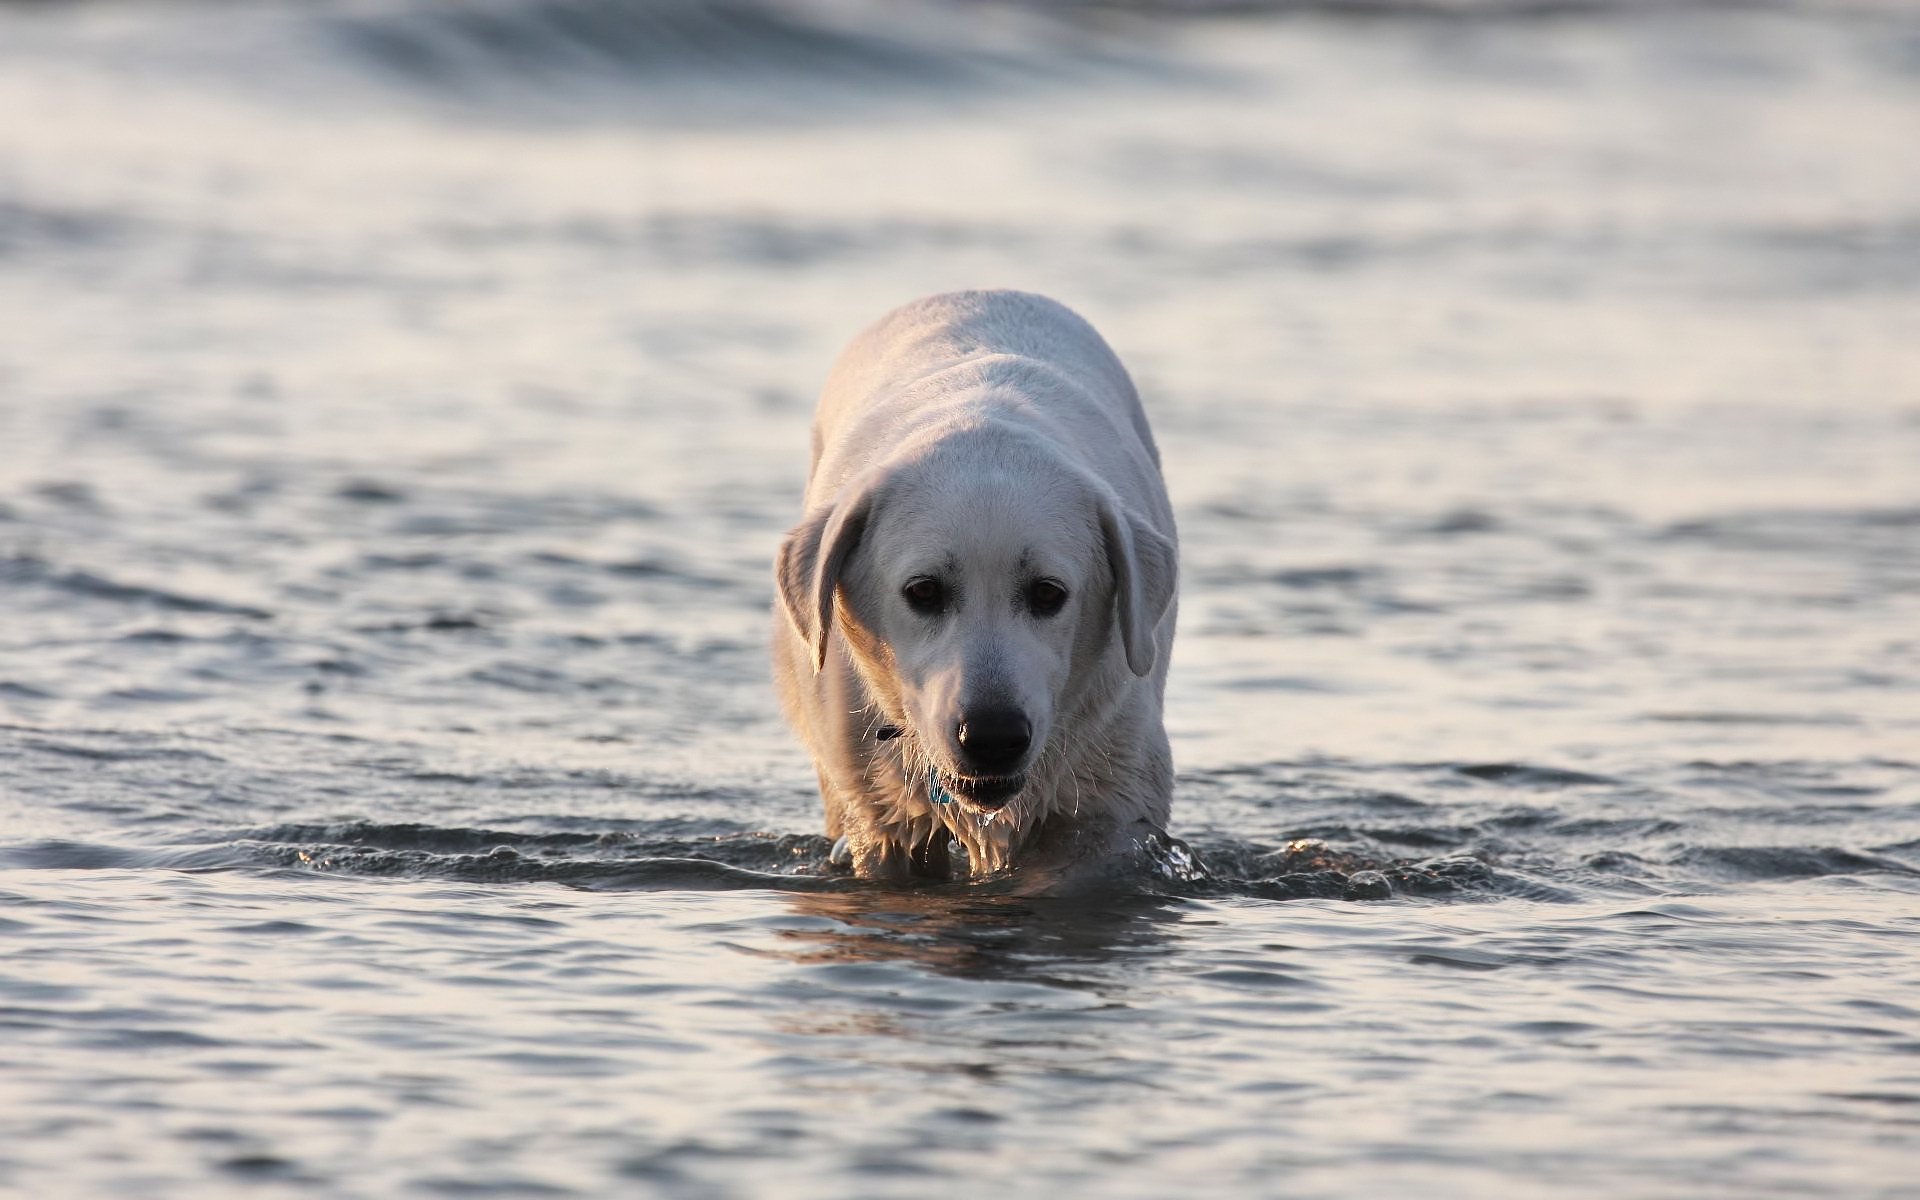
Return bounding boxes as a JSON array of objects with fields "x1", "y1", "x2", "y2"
[
  {"x1": 940, "y1": 771, "x2": 1026, "y2": 809},
  {"x1": 889, "y1": 725, "x2": 1026, "y2": 810}
]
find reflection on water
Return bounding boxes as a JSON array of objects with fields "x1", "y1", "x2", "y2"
[
  {"x1": 771, "y1": 890, "x2": 1188, "y2": 987},
  {"x1": 2, "y1": 0, "x2": 1918, "y2": 1195}
]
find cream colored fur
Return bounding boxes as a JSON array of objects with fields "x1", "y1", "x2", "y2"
[{"x1": 773, "y1": 290, "x2": 1177, "y2": 882}]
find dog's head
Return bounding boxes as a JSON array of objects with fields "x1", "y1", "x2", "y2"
[{"x1": 776, "y1": 426, "x2": 1176, "y2": 809}]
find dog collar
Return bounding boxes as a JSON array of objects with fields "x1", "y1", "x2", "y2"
[{"x1": 927, "y1": 768, "x2": 956, "y2": 806}]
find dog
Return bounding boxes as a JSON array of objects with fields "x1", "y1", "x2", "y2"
[{"x1": 773, "y1": 290, "x2": 1178, "y2": 882}]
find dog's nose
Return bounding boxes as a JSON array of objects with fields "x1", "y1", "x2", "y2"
[{"x1": 955, "y1": 709, "x2": 1031, "y2": 775}]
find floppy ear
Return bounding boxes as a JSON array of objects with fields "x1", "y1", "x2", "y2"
[
  {"x1": 775, "y1": 473, "x2": 881, "y2": 673},
  {"x1": 1097, "y1": 495, "x2": 1178, "y2": 677}
]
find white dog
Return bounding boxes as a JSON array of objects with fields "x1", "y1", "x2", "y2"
[{"x1": 773, "y1": 290, "x2": 1178, "y2": 882}]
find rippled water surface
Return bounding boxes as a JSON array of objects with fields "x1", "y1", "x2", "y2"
[{"x1": 3, "y1": 1, "x2": 1919, "y2": 1195}]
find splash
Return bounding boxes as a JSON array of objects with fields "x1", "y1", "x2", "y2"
[{"x1": 1138, "y1": 829, "x2": 1210, "y2": 885}]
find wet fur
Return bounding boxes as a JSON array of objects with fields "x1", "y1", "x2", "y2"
[{"x1": 773, "y1": 290, "x2": 1178, "y2": 882}]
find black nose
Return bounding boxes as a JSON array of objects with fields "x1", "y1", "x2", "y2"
[{"x1": 955, "y1": 709, "x2": 1031, "y2": 775}]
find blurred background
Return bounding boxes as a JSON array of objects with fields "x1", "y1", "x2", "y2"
[
  {"x1": 1, "y1": 0, "x2": 1915, "y2": 774},
  {"x1": 2, "y1": 1, "x2": 1918, "y2": 1197}
]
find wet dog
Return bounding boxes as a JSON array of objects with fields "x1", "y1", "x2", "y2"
[{"x1": 773, "y1": 291, "x2": 1178, "y2": 881}]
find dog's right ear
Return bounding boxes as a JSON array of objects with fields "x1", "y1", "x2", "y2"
[{"x1": 775, "y1": 472, "x2": 882, "y2": 673}]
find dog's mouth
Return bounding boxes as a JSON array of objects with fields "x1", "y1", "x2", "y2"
[
  {"x1": 941, "y1": 772, "x2": 1027, "y2": 809},
  {"x1": 879, "y1": 724, "x2": 1029, "y2": 810}
]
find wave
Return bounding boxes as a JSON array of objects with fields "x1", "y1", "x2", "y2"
[
  {"x1": 0, "y1": 554, "x2": 273, "y2": 620},
  {"x1": 322, "y1": 0, "x2": 990, "y2": 92},
  {"x1": 22, "y1": 0, "x2": 1871, "y2": 128},
  {"x1": 6, "y1": 807, "x2": 1911, "y2": 902},
  {"x1": 17, "y1": 0, "x2": 1171, "y2": 120},
  {"x1": 1668, "y1": 845, "x2": 1920, "y2": 881}
]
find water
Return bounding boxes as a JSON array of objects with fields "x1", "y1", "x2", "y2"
[{"x1": 3, "y1": 0, "x2": 1919, "y2": 1194}]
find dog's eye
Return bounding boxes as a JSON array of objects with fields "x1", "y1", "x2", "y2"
[
  {"x1": 1027, "y1": 578, "x2": 1069, "y2": 617},
  {"x1": 901, "y1": 577, "x2": 947, "y2": 614}
]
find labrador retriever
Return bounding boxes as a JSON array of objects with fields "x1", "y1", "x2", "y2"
[{"x1": 773, "y1": 290, "x2": 1177, "y2": 882}]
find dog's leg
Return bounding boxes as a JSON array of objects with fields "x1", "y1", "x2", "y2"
[
  {"x1": 846, "y1": 831, "x2": 914, "y2": 883},
  {"x1": 817, "y1": 768, "x2": 845, "y2": 839},
  {"x1": 909, "y1": 831, "x2": 954, "y2": 881}
]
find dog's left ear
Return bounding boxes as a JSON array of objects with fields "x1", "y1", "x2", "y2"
[
  {"x1": 1097, "y1": 495, "x2": 1178, "y2": 677},
  {"x1": 776, "y1": 471, "x2": 882, "y2": 673}
]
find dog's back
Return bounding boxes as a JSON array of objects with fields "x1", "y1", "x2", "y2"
[
  {"x1": 817, "y1": 291, "x2": 1142, "y2": 436},
  {"x1": 805, "y1": 292, "x2": 1165, "y2": 513}
]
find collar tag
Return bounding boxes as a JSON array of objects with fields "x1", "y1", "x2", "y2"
[{"x1": 927, "y1": 769, "x2": 956, "y2": 806}]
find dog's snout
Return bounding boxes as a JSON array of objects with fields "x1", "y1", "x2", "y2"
[{"x1": 955, "y1": 708, "x2": 1031, "y2": 774}]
